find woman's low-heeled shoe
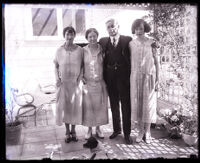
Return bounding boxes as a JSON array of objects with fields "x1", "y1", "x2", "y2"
[
  {"x1": 96, "y1": 129, "x2": 104, "y2": 139},
  {"x1": 71, "y1": 132, "x2": 78, "y2": 142},
  {"x1": 136, "y1": 131, "x2": 145, "y2": 143},
  {"x1": 145, "y1": 132, "x2": 152, "y2": 144},
  {"x1": 65, "y1": 135, "x2": 71, "y2": 143},
  {"x1": 85, "y1": 132, "x2": 92, "y2": 140}
]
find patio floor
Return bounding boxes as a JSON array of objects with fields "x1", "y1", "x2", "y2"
[{"x1": 6, "y1": 104, "x2": 198, "y2": 160}]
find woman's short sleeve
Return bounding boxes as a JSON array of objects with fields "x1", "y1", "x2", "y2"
[{"x1": 53, "y1": 49, "x2": 59, "y2": 68}]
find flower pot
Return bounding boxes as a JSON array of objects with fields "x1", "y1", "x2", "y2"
[
  {"x1": 6, "y1": 122, "x2": 23, "y2": 145},
  {"x1": 182, "y1": 133, "x2": 198, "y2": 146},
  {"x1": 164, "y1": 123, "x2": 181, "y2": 139}
]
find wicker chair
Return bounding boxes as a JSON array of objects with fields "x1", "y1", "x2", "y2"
[
  {"x1": 11, "y1": 88, "x2": 37, "y2": 126},
  {"x1": 12, "y1": 84, "x2": 56, "y2": 126}
]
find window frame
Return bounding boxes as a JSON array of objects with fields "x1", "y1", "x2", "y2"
[{"x1": 25, "y1": 7, "x2": 86, "y2": 43}]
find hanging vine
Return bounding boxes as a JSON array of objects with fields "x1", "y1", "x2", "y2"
[{"x1": 144, "y1": 4, "x2": 197, "y2": 117}]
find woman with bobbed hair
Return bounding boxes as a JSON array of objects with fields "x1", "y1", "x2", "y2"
[
  {"x1": 82, "y1": 28, "x2": 109, "y2": 140},
  {"x1": 131, "y1": 19, "x2": 151, "y2": 34},
  {"x1": 129, "y1": 19, "x2": 159, "y2": 144},
  {"x1": 54, "y1": 26, "x2": 83, "y2": 143}
]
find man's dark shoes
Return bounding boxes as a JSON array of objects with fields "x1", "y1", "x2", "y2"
[
  {"x1": 109, "y1": 131, "x2": 121, "y2": 139},
  {"x1": 124, "y1": 135, "x2": 133, "y2": 144}
]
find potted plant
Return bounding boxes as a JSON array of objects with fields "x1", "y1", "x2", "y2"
[
  {"x1": 6, "y1": 88, "x2": 23, "y2": 145},
  {"x1": 160, "y1": 106, "x2": 183, "y2": 139},
  {"x1": 179, "y1": 100, "x2": 198, "y2": 146},
  {"x1": 180, "y1": 117, "x2": 198, "y2": 146}
]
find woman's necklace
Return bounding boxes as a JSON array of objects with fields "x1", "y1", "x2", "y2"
[
  {"x1": 89, "y1": 44, "x2": 98, "y2": 58},
  {"x1": 88, "y1": 44, "x2": 99, "y2": 80}
]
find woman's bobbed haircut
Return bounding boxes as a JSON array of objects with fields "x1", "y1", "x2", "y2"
[
  {"x1": 85, "y1": 28, "x2": 99, "y2": 39},
  {"x1": 63, "y1": 26, "x2": 76, "y2": 38},
  {"x1": 131, "y1": 19, "x2": 151, "y2": 34}
]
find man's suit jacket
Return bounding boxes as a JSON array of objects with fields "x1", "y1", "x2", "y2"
[{"x1": 99, "y1": 35, "x2": 132, "y2": 83}]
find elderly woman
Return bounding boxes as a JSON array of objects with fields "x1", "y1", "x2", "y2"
[
  {"x1": 82, "y1": 28, "x2": 109, "y2": 140},
  {"x1": 129, "y1": 19, "x2": 159, "y2": 144},
  {"x1": 54, "y1": 26, "x2": 83, "y2": 143}
]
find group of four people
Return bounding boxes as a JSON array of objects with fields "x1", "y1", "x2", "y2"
[{"x1": 54, "y1": 18, "x2": 159, "y2": 145}]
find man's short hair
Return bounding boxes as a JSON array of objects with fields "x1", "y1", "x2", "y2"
[{"x1": 106, "y1": 18, "x2": 119, "y2": 26}]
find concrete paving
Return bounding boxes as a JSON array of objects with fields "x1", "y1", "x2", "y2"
[{"x1": 6, "y1": 104, "x2": 198, "y2": 160}]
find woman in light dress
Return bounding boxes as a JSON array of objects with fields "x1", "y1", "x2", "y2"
[
  {"x1": 54, "y1": 26, "x2": 83, "y2": 143},
  {"x1": 129, "y1": 19, "x2": 159, "y2": 144},
  {"x1": 82, "y1": 28, "x2": 109, "y2": 140}
]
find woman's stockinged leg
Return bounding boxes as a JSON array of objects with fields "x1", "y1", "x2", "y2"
[
  {"x1": 144, "y1": 122, "x2": 152, "y2": 144},
  {"x1": 65, "y1": 123, "x2": 71, "y2": 143},
  {"x1": 96, "y1": 126, "x2": 104, "y2": 139},
  {"x1": 65, "y1": 123, "x2": 70, "y2": 135},
  {"x1": 145, "y1": 123, "x2": 151, "y2": 134},
  {"x1": 71, "y1": 125, "x2": 76, "y2": 133},
  {"x1": 136, "y1": 121, "x2": 145, "y2": 143},
  {"x1": 88, "y1": 127, "x2": 92, "y2": 133},
  {"x1": 138, "y1": 121, "x2": 145, "y2": 134},
  {"x1": 85, "y1": 127, "x2": 92, "y2": 140},
  {"x1": 71, "y1": 124, "x2": 78, "y2": 142}
]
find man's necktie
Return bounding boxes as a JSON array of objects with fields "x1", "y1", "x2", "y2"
[{"x1": 113, "y1": 37, "x2": 116, "y2": 47}]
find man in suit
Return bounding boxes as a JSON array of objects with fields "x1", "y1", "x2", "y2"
[{"x1": 99, "y1": 18, "x2": 132, "y2": 144}]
